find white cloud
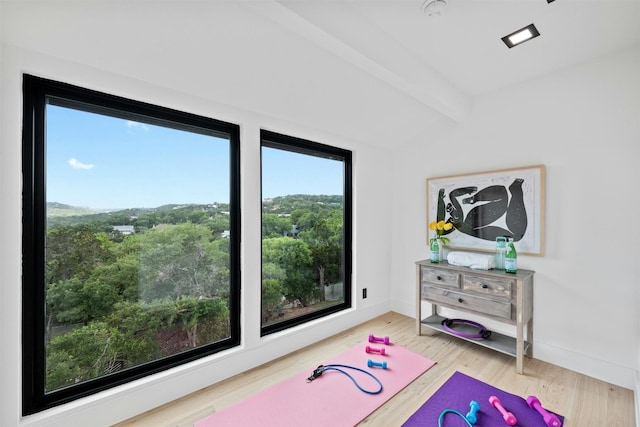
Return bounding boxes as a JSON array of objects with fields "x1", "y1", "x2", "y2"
[
  {"x1": 68, "y1": 158, "x2": 95, "y2": 170},
  {"x1": 126, "y1": 120, "x2": 149, "y2": 131}
]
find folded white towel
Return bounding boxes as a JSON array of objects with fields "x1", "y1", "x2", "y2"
[{"x1": 447, "y1": 251, "x2": 496, "y2": 270}]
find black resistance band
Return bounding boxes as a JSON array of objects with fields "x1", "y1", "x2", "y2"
[{"x1": 306, "y1": 364, "x2": 383, "y2": 395}]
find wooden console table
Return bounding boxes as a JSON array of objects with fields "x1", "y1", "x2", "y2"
[{"x1": 416, "y1": 260, "x2": 534, "y2": 374}]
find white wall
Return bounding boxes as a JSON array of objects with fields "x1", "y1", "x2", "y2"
[
  {"x1": 391, "y1": 44, "x2": 640, "y2": 390},
  {"x1": 0, "y1": 44, "x2": 395, "y2": 427}
]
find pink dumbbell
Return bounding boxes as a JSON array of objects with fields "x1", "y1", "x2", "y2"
[
  {"x1": 488, "y1": 395, "x2": 517, "y2": 426},
  {"x1": 526, "y1": 396, "x2": 562, "y2": 427},
  {"x1": 365, "y1": 345, "x2": 386, "y2": 356},
  {"x1": 368, "y1": 334, "x2": 390, "y2": 345}
]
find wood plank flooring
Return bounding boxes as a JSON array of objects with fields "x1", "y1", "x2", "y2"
[{"x1": 114, "y1": 312, "x2": 635, "y2": 427}]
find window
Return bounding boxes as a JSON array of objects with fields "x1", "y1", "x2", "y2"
[
  {"x1": 261, "y1": 130, "x2": 352, "y2": 335},
  {"x1": 22, "y1": 75, "x2": 241, "y2": 414}
]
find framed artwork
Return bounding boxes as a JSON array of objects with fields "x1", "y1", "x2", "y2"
[{"x1": 427, "y1": 165, "x2": 545, "y2": 256}]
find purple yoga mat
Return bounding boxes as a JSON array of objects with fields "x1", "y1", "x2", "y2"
[{"x1": 402, "y1": 371, "x2": 564, "y2": 427}]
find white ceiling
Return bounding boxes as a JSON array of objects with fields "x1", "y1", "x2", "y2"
[
  {"x1": 295, "y1": 0, "x2": 640, "y2": 97},
  {"x1": 2, "y1": 0, "x2": 640, "y2": 146}
]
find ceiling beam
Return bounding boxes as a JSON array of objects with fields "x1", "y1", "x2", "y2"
[{"x1": 244, "y1": 0, "x2": 471, "y2": 123}]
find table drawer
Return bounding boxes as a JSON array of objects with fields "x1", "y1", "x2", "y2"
[
  {"x1": 462, "y1": 274, "x2": 513, "y2": 299},
  {"x1": 422, "y1": 285, "x2": 512, "y2": 320},
  {"x1": 421, "y1": 267, "x2": 460, "y2": 288}
]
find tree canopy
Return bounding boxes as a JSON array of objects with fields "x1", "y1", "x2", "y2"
[{"x1": 44, "y1": 195, "x2": 343, "y2": 389}]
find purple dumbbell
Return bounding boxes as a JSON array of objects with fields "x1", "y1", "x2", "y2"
[
  {"x1": 526, "y1": 396, "x2": 563, "y2": 427},
  {"x1": 368, "y1": 333, "x2": 390, "y2": 345}
]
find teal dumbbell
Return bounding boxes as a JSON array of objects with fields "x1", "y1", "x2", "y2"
[{"x1": 367, "y1": 359, "x2": 388, "y2": 369}]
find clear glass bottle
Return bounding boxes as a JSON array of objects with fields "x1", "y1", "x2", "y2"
[
  {"x1": 495, "y1": 236, "x2": 507, "y2": 270},
  {"x1": 504, "y1": 239, "x2": 517, "y2": 274},
  {"x1": 430, "y1": 238, "x2": 440, "y2": 263}
]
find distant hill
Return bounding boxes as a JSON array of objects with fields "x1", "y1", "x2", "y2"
[
  {"x1": 45, "y1": 201, "x2": 231, "y2": 229},
  {"x1": 262, "y1": 194, "x2": 342, "y2": 214},
  {"x1": 45, "y1": 195, "x2": 339, "y2": 228},
  {"x1": 47, "y1": 202, "x2": 107, "y2": 217}
]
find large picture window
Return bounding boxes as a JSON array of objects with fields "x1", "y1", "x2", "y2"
[
  {"x1": 22, "y1": 75, "x2": 241, "y2": 414},
  {"x1": 261, "y1": 130, "x2": 352, "y2": 335}
]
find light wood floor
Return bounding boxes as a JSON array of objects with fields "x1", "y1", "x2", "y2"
[{"x1": 114, "y1": 312, "x2": 636, "y2": 427}]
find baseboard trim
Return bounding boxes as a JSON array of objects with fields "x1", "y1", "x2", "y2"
[
  {"x1": 635, "y1": 370, "x2": 640, "y2": 427},
  {"x1": 525, "y1": 342, "x2": 634, "y2": 390},
  {"x1": 392, "y1": 299, "x2": 634, "y2": 390}
]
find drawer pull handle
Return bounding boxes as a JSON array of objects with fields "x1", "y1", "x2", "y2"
[{"x1": 458, "y1": 298, "x2": 464, "y2": 303}]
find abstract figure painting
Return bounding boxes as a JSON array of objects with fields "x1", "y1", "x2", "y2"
[{"x1": 427, "y1": 165, "x2": 545, "y2": 255}]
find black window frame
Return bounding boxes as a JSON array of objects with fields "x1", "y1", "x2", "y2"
[
  {"x1": 21, "y1": 74, "x2": 241, "y2": 415},
  {"x1": 260, "y1": 129, "x2": 352, "y2": 336}
]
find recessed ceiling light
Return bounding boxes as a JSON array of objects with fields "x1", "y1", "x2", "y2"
[{"x1": 501, "y1": 23, "x2": 541, "y2": 48}]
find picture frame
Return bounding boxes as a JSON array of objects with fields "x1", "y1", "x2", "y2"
[{"x1": 427, "y1": 165, "x2": 545, "y2": 256}]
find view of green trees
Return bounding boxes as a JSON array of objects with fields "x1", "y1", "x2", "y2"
[
  {"x1": 45, "y1": 202, "x2": 232, "y2": 391},
  {"x1": 45, "y1": 194, "x2": 343, "y2": 391},
  {"x1": 261, "y1": 194, "x2": 344, "y2": 325}
]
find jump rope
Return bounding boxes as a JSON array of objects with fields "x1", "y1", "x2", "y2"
[{"x1": 306, "y1": 364, "x2": 383, "y2": 395}]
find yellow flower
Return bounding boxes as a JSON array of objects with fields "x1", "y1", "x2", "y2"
[{"x1": 429, "y1": 220, "x2": 452, "y2": 245}]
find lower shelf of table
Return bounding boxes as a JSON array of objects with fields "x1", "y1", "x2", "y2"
[{"x1": 419, "y1": 314, "x2": 530, "y2": 358}]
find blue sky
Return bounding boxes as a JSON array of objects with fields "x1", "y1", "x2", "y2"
[
  {"x1": 47, "y1": 105, "x2": 343, "y2": 209},
  {"x1": 261, "y1": 146, "x2": 343, "y2": 200}
]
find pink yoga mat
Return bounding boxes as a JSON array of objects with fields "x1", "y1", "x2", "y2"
[{"x1": 195, "y1": 342, "x2": 436, "y2": 427}]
